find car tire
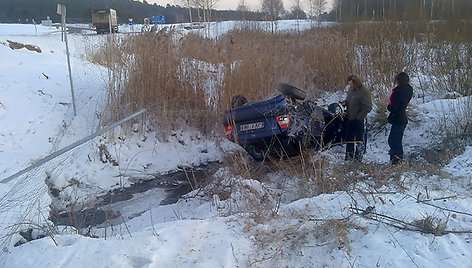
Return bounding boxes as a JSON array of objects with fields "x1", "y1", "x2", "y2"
[
  {"x1": 328, "y1": 102, "x2": 343, "y2": 115},
  {"x1": 231, "y1": 95, "x2": 248, "y2": 108},
  {"x1": 277, "y1": 83, "x2": 307, "y2": 100}
]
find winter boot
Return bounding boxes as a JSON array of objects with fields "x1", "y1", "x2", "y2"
[
  {"x1": 355, "y1": 144, "x2": 364, "y2": 162},
  {"x1": 391, "y1": 155, "x2": 403, "y2": 165},
  {"x1": 345, "y1": 152, "x2": 354, "y2": 161}
]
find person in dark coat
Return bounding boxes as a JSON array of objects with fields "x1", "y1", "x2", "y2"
[
  {"x1": 387, "y1": 72, "x2": 413, "y2": 165},
  {"x1": 342, "y1": 75, "x2": 372, "y2": 161}
]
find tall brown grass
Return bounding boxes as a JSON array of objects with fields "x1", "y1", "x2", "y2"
[
  {"x1": 91, "y1": 20, "x2": 471, "y2": 137},
  {"x1": 89, "y1": 31, "x2": 215, "y2": 138}
]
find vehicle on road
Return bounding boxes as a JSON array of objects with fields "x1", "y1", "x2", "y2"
[
  {"x1": 183, "y1": 22, "x2": 205, "y2": 30},
  {"x1": 223, "y1": 83, "x2": 347, "y2": 161},
  {"x1": 92, "y1": 9, "x2": 118, "y2": 34}
]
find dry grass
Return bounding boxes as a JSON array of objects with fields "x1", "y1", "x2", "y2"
[
  {"x1": 221, "y1": 147, "x2": 409, "y2": 203},
  {"x1": 249, "y1": 216, "x2": 366, "y2": 266},
  {"x1": 245, "y1": 150, "x2": 343, "y2": 198},
  {"x1": 91, "y1": 20, "x2": 471, "y2": 138},
  {"x1": 88, "y1": 21, "x2": 472, "y2": 202},
  {"x1": 412, "y1": 214, "x2": 448, "y2": 236},
  {"x1": 437, "y1": 93, "x2": 472, "y2": 138},
  {"x1": 317, "y1": 218, "x2": 368, "y2": 253},
  {"x1": 88, "y1": 31, "x2": 215, "y2": 138},
  {"x1": 215, "y1": 28, "x2": 354, "y2": 110}
]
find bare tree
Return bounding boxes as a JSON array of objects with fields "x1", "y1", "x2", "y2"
[
  {"x1": 205, "y1": 0, "x2": 220, "y2": 17},
  {"x1": 261, "y1": 0, "x2": 285, "y2": 32},
  {"x1": 306, "y1": 0, "x2": 314, "y2": 26},
  {"x1": 291, "y1": 0, "x2": 304, "y2": 32},
  {"x1": 237, "y1": 0, "x2": 249, "y2": 20},
  {"x1": 191, "y1": 0, "x2": 219, "y2": 21},
  {"x1": 177, "y1": 0, "x2": 194, "y2": 23},
  {"x1": 237, "y1": 0, "x2": 249, "y2": 11},
  {"x1": 312, "y1": 0, "x2": 327, "y2": 25},
  {"x1": 333, "y1": 0, "x2": 342, "y2": 21},
  {"x1": 191, "y1": 0, "x2": 219, "y2": 36},
  {"x1": 291, "y1": 0, "x2": 304, "y2": 18}
]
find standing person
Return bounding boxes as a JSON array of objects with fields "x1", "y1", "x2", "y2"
[
  {"x1": 387, "y1": 72, "x2": 413, "y2": 165},
  {"x1": 342, "y1": 75, "x2": 372, "y2": 161}
]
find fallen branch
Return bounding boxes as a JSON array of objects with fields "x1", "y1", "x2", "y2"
[
  {"x1": 306, "y1": 215, "x2": 352, "y2": 222},
  {"x1": 407, "y1": 194, "x2": 472, "y2": 217},
  {"x1": 417, "y1": 195, "x2": 458, "y2": 202},
  {"x1": 230, "y1": 242, "x2": 239, "y2": 262},
  {"x1": 420, "y1": 201, "x2": 472, "y2": 217},
  {"x1": 350, "y1": 207, "x2": 472, "y2": 235}
]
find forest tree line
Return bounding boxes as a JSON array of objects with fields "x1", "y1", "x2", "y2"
[
  {"x1": 0, "y1": 0, "x2": 265, "y2": 24},
  {"x1": 332, "y1": 0, "x2": 472, "y2": 21},
  {"x1": 1, "y1": 0, "x2": 471, "y2": 25}
]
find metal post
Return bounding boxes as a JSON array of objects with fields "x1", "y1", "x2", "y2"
[
  {"x1": 1, "y1": 109, "x2": 146, "y2": 184},
  {"x1": 33, "y1": 19, "x2": 37, "y2": 35},
  {"x1": 58, "y1": 4, "x2": 77, "y2": 116},
  {"x1": 109, "y1": 10, "x2": 112, "y2": 34}
]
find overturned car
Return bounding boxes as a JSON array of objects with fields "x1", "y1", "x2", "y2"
[{"x1": 223, "y1": 83, "x2": 347, "y2": 161}]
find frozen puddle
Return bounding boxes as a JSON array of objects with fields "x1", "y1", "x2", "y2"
[{"x1": 49, "y1": 162, "x2": 222, "y2": 228}]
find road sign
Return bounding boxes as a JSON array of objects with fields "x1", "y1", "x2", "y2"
[
  {"x1": 151, "y1": 15, "x2": 165, "y2": 24},
  {"x1": 57, "y1": 4, "x2": 66, "y2": 16}
]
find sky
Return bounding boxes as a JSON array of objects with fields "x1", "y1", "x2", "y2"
[{"x1": 148, "y1": 0, "x2": 333, "y2": 12}]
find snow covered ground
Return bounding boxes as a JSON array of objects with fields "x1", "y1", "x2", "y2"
[{"x1": 1, "y1": 22, "x2": 472, "y2": 267}]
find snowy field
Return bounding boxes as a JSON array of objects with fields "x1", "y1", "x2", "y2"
[{"x1": 1, "y1": 22, "x2": 472, "y2": 267}]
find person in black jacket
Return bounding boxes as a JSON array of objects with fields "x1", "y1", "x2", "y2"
[{"x1": 387, "y1": 72, "x2": 413, "y2": 165}]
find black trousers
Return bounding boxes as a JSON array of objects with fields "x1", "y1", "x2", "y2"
[
  {"x1": 388, "y1": 124, "x2": 407, "y2": 163},
  {"x1": 345, "y1": 119, "x2": 365, "y2": 160}
]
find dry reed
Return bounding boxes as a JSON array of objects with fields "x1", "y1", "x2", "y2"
[{"x1": 91, "y1": 20, "x2": 471, "y2": 138}]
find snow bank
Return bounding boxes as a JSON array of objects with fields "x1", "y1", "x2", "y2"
[{"x1": 5, "y1": 217, "x2": 253, "y2": 268}]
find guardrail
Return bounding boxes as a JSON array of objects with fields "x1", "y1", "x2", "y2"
[{"x1": 1, "y1": 109, "x2": 146, "y2": 184}]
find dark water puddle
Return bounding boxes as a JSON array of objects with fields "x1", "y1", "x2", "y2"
[{"x1": 49, "y1": 162, "x2": 222, "y2": 229}]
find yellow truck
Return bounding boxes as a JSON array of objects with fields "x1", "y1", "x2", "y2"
[{"x1": 91, "y1": 9, "x2": 118, "y2": 34}]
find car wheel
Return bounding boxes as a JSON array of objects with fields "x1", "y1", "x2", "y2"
[
  {"x1": 328, "y1": 103, "x2": 343, "y2": 115},
  {"x1": 231, "y1": 95, "x2": 247, "y2": 108},
  {"x1": 277, "y1": 83, "x2": 307, "y2": 100}
]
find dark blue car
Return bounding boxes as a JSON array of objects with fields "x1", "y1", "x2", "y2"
[{"x1": 223, "y1": 84, "x2": 345, "y2": 161}]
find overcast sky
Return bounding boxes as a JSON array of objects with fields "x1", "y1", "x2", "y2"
[{"x1": 148, "y1": 0, "x2": 333, "y2": 12}]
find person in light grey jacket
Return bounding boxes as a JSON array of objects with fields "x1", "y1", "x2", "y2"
[{"x1": 341, "y1": 75, "x2": 372, "y2": 161}]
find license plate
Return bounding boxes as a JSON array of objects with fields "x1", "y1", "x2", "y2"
[{"x1": 240, "y1": 122, "x2": 264, "y2": 131}]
